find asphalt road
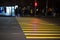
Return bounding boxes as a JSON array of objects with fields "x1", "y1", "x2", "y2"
[
  {"x1": 17, "y1": 17, "x2": 60, "y2": 40},
  {"x1": 40, "y1": 17, "x2": 60, "y2": 26},
  {"x1": 0, "y1": 17, "x2": 26, "y2": 40}
]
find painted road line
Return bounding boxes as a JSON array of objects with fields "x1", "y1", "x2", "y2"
[
  {"x1": 23, "y1": 30, "x2": 60, "y2": 31},
  {"x1": 26, "y1": 37, "x2": 60, "y2": 39},
  {"x1": 22, "y1": 29, "x2": 60, "y2": 30},
  {"x1": 23, "y1": 31, "x2": 60, "y2": 33},
  {"x1": 25, "y1": 34, "x2": 60, "y2": 35},
  {"x1": 18, "y1": 22, "x2": 55, "y2": 25}
]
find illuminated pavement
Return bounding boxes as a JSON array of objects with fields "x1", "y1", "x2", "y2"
[
  {"x1": 17, "y1": 17, "x2": 60, "y2": 40},
  {"x1": 0, "y1": 17, "x2": 26, "y2": 40}
]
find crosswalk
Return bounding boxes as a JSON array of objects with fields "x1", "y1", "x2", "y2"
[{"x1": 16, "y1": 17, "x2": 60, "y2": 39}]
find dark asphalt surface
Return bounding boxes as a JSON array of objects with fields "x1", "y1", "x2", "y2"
[{"x1": 0, "y1": 17, "x2": 26, "y2": 40}]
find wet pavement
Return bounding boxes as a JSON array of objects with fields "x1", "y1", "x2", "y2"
[{"x1": 0, "y1": 17, "x2": 26, "y2": 40}]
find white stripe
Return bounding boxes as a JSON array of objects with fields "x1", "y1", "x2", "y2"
[{"x1": 25, "y1": 34, "x2": 60, "y2": 35}]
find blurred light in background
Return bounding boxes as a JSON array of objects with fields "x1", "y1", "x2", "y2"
[
  {"x1": 35, "y1": 2, "x2": 38, "y2": 7},
  {"x1": 11, "y1": 7, "x2": 15, "y2": 16},
  {"x1": 15, "y1": 5, "x2": 18, "y2": 9},
  {"x1": 36, "y1": 9, "x2": 38, "y2": 11},
  {"x1": 6, "y1": 7, "x2": 11, "y2": 16}
]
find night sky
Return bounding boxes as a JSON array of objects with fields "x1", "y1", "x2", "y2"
[{"x1": 0, "y1": 0, "x2": 60, "y2": 8}]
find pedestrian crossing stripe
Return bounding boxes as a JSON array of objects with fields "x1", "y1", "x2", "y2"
[
  {"x1": 26, "y1": 37, "x2": 60, "y2": 39},
  {"x1": 22, "y1": 29, "x2": 60, "y2": 30},
  {"x1": 25, "y1": 34, "x2": 60, "y2": 35},
  {"x1": 23, "y1": 31, "x2": 60, "y2": 32}
]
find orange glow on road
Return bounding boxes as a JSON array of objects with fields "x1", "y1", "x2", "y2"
[
  {"x1": 31, "y1": 18, "x2": 40, "y2": 24},
  {"x1": 30, "y1": 18, "x2": 40, "y2": 31}
]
